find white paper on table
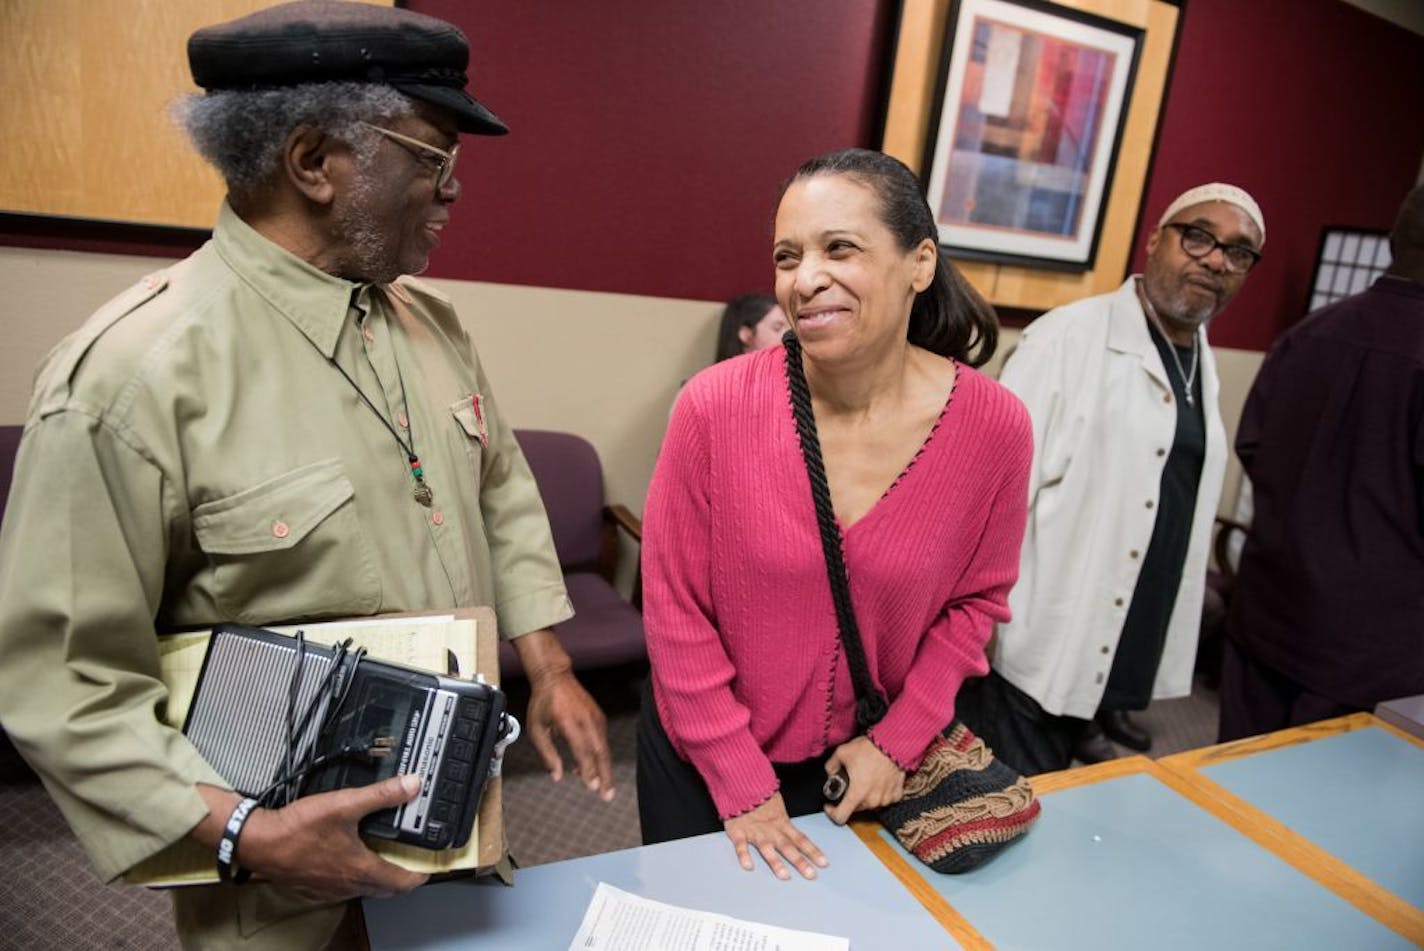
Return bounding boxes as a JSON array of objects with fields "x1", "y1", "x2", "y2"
[{"x1": 568, "y1": 882, "x2": 849, "y2": 951}]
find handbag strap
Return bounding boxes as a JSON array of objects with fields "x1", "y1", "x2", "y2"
[{"x1": 783, "y1": 333, "x2": 889, "y2": 731}]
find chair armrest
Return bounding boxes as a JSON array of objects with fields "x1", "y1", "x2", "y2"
[
  {"x1": 1212, "y1": 516, "x2": 1250, "y2": 580},
  {"x1": 604, "y1": 503, "x2": 642, "y2": 543},
  {"x1": 599, "y1": 504, "x2": 643, "y2": 611}
]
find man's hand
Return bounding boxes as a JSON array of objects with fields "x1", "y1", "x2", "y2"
[
  {"x1": 192, "y1": 778, "x2": 429, "y2": 902},
  {"x1": 823, "y1": 736, "x2": 905, "y2": 825},
  {"x1": 513, "y1": 628, "x2": 615, "y2": 801},
  {"x1": 723, "y1": 794, "x2": 828, "y2": 881}
]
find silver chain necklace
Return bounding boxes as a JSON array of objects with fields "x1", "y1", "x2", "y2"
[{"x1": 1137, "y1": 279, "x2": 1199, "y2": 407}]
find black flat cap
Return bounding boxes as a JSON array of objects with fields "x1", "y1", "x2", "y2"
[{"x1": 188, "y1": 0, "x2": 507, "y2": 135}]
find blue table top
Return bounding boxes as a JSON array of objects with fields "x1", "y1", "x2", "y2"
[
  {"x1": 1201, "y1": 725, "x2": 1424, "y2": 911},
  {"x1": 878, "y1": 770, "x2": 1414, "y2": 950},
  {"x1": 364, "y1": 813, "x2": 957, "y2": 950}
]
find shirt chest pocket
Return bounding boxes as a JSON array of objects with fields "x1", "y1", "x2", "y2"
[
  {"x1": 191, "y1": 458, "x2": 382, "y2": 625},
  {"x1": 449, "y1": 394, "x2": 489, "y2": 466}
]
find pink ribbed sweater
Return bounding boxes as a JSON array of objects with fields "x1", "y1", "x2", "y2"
[{"x1": 643, "y1": 346, "x2": 1031, "y2": 819}]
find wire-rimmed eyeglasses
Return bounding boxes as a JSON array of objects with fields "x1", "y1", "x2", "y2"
[
  {"x1": 360, "y1": 122, "x2": 459, "y2": 190},
  {"x1": 1165, "y1": 222, "x2": 1262, "y2": 274}
]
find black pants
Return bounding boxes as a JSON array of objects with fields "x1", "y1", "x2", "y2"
[
  {"x1": 636, "y1": 680, "x2": 831, "y2": 845},
  {"x1": 954, "y1": 670, "x2": 1085, "y2": 776},
  {"x1": 1217, "y1": 638, "x2": 1359, "y2": 742}
]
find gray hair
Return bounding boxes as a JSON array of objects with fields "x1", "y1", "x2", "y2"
[{"x1": 173, "y1": 82, "x2": 414, "y2": 197}]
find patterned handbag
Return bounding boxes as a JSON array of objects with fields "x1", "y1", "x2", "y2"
[{"x1": 783, "y1": 334, "x2": 1040, "y2": 873}]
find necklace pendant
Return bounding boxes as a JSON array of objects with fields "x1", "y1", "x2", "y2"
[
  {"x1": 413, "y1": 481, "x2": 434, "y2": 507},
  {"x1": 1184, "y1": 392, "x2": 1195, "y2": 407}
]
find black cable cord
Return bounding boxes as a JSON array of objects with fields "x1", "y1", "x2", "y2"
[
  {"x1": 278, "y1": 633, "x2": 307, "y2": 805},
  {"x1": 249, "y1": 737, "x2": 390, "y2": 808},
  {"x1": 258, "y1": 635, "x2": 371, "y2": 809}
]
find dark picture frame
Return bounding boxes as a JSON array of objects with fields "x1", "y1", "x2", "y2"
[{"x1": 922, "y1": 0, "x2": 1144, "y2": 271}]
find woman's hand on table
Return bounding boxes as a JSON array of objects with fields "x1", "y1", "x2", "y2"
[{"x1": 723, "y1": 793, "x2": 828, "y2": 881}]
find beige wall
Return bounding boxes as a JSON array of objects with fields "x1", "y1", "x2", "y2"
[
  {"x1": 0, "y1": 246, "x2": 1261, "y2": 527},
  {"x1": 0, "y1": 246, "x2": 717, "y2": 517}
]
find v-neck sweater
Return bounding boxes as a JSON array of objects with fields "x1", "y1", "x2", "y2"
[{"x1": 643, "y1": 345, "x2": 1032, "y2": 819}]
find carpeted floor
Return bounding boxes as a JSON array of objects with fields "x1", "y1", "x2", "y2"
[{"x1": 0, "y1": 672, "x2": 1222, "y2": 949}]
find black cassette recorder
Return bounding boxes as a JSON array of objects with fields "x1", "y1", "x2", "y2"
[{"x1": 182, "y1": 623, "x2": 509, "y2": 850}]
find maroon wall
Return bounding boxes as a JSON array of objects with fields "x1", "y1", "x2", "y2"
[
  {"x1": 407, "y1": 0, "x2": 897, "y2": 302},
  {"x1": 1129, "y1": 0, "x2": 1424, "y2": 351},
  {"x1": 4, "y1": 0, "x2": 1421, "y2": 355}
]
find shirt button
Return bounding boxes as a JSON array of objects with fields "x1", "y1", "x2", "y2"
[
  {"x1": 272, "y1": 520, "x2": 290, "y2": 539},
  {"x1": 1114, "y1": 597, "x2": 1124, "y2": 607},
  {"x1": 1146, "y1": 499, "x2": 1155, "y2": 509},
  {"x1": 1156, "y1": 448, "x2": 1166, "y2": 457},
  {"x1": 1163, "y1": 394, "x2": 1171, "y2": 403},
  {"x1": 1101, "y1": 645, "x2": 1111, "y2": 654},
  {"x1": 432, "y1": 511, "x2": 445, "y2": 526},
  {"x1": 1129, "y1": 550, "x2": 1140, "y2": 559},
  {"x1": 363, "y1": 326, "x2": 375, "y2": 343},
  {"x1": 1095, "y1": 673, "x2": 1105, "y2": 684},
  {"x1": 397, "y1": 411, "x2": 409, "y2": 429}
]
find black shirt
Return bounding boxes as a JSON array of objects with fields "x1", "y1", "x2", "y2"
[
  {"x1": 1101, "y1": 321, "x2": 1206, "y2": 711},
  {"x1": 1226, "y1": 277, "x2": 1424, "y2": 706}
]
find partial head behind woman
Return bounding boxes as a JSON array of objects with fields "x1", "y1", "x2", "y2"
[
  {"x1": 776, "y1": 148, "x2": 998, "y2": 367},
  {"x1": 714, "y1": 294, "x2": 788, "y2": 362}
]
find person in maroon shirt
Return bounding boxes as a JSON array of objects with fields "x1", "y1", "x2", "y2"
[{"x1": 1219, "y1": 184, "x2": 1424, "y2": 741}]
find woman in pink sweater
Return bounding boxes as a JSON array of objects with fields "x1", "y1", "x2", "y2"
[{"x1": 638, "y1": 149, "x2": 1031, "y2": 880}]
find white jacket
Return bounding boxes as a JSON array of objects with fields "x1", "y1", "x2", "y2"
[{"x1": 994, "y1": 278, "x2": 1226, "y2": 718}]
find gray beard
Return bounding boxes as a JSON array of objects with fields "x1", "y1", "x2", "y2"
[
  {"x1": 1160, "y1": 292, "x2": 1213, "y2": 327},
  {"x1": 333, "y1": 165, "x2": 421, "y2": 284},
  {"x1": 1144, "y1": 277, "x2": 1215, "y2": 330}
]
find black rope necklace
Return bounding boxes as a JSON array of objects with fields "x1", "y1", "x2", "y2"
[{"x1": 329, "y1": 350, "x2": 434, "y2": 507}]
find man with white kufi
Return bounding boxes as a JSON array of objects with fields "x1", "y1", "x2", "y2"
[{"x1": 958, "y1": 183, "x2": 1265, "y2": 772}]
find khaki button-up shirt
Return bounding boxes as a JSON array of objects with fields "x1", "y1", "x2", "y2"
[{"x1": 0, "y1": 203, "x2": 571, "y2": 881}]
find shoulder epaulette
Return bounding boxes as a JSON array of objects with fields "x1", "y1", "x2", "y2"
[{"x1": 30, "y1": 269, "x2": 172, "y2": 418}]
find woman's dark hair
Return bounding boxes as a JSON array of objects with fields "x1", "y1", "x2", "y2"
[
  {"x1": 714, "y1": 293, "x2": 779, "y2": 363},
  {"x1": 780, "y1": 148, "x2": 998, "y2": 366}
]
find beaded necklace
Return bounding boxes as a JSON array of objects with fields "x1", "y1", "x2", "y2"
[{"x1": 329, "y1": 333, "x2": 434, "y2": 507}]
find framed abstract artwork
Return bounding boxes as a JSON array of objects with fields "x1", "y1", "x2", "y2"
[{"x1": 921, "y1": 0, "x2": 1143, "y2": 271}]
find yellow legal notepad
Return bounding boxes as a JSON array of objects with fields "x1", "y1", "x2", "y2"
[{"x1": 125, "y1": 607, "x2": 506, "y2": 887}]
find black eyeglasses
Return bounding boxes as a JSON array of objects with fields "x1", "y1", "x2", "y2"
[
  {"x1": 360, "y1": 122, "x2": 459, "y2": 189},
  {"x1": 1165, "y1": 222, "x2": 1261, "y2": 274}
]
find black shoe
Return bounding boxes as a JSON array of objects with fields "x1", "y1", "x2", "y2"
[
  {"x1": 1097, "y1": 710, "x2": 1151, "y2": 752},
  {"x1": 1073, "y1": 722, "x2": 1119, "y2": 764}
]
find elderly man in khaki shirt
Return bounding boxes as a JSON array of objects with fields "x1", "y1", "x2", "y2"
[{"x1": 0, "y1": 3, "x2": 615, "y2": 947}]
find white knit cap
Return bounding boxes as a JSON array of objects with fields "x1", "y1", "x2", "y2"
[{"x1": 1157, "y1": 183, "x2": 1266, "y2": 247}]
